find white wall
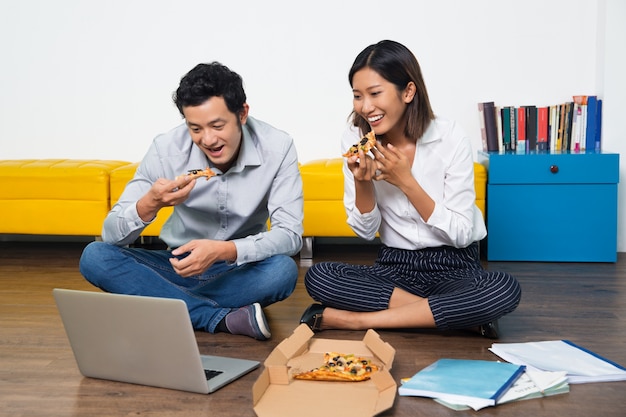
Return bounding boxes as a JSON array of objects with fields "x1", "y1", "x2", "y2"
[
  {"x1": 601, "y1": 0, "x2": 626, "y2": 254},
  {"x1": 1, "y1": 0, "x2": 624, "y2": 252}
]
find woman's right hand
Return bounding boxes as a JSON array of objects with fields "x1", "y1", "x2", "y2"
[{"x1": 347, "y1": 148, "x2": 378, "y2": 182}]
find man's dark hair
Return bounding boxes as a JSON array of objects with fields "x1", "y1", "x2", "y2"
[{"x1": 173, "y1": 62, "x2": 247, "y2": 116}]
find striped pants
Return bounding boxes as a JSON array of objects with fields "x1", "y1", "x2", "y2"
[{"x1": 303, "y1": 243, "x2": 521, "y2": 330}]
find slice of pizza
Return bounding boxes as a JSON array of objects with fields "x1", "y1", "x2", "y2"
[
  {"x1": 177, "y1": 167, "x2": 216, "y2": 181},
  {"x1": 342, "y1": 131, "x2": 377, "y2": 157},
  {"x1": 292, "y1": 352, "x2": 379, "y2": 382}
]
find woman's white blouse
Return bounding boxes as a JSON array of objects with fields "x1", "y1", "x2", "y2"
[{"x1": 342, "y1": 117, "x2": 487, "y2": 250}]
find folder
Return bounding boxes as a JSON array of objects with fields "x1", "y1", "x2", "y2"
[{"x1": 490, "y1": 340, "x2": 626, "y2": 384}]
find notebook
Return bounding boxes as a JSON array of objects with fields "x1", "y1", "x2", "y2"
[
  {"x1": 398, "y1": 358, "x2": 525, "y2": 411},
  {"x1": 53, "y1": 288, "x2": 260, "y2": 394},
  {"x1": 490, "y1": 340, "x2": 626, "y2": 384}
]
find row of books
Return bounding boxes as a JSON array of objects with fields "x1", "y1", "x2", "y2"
[{"x1": 478, "y1": 96, "x2": 603, "y2": 154}]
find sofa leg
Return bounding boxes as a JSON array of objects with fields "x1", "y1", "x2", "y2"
[{"x1": 300, "y1": 237, "x2": 314, "y2": 259}]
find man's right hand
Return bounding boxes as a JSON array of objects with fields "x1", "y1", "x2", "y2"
[{"x1": 136, "y1": 176, "x2": 196, "y2": 223}]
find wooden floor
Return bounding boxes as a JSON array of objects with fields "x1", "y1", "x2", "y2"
[{"x1": 1, "y1": 240, "x2": 625, "y2": 417}]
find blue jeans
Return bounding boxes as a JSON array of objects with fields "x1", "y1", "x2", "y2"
[{"x1": 79, "y1": 241, "x2": 298, "y2": 333}]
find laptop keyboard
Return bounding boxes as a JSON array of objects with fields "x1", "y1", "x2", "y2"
[{"x1": 204, "y1": 369, "x2": 224, "y2": 381}]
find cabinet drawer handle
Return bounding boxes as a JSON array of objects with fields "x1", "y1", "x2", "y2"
[{"x1": 550, "y1": 165, "x2": 559, "y2": 174}]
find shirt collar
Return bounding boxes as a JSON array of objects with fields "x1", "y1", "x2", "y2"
[
  {"x1": 224, "y1": 122, "x2": 262, "y2": 174},
  {"x1": 419, "y1": 120, "x2": 441, "y2": 144}
]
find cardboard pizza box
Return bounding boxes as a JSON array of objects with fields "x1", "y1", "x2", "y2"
[{"x1": 252, "y1": 324, "x2": 397, "y2": 417}]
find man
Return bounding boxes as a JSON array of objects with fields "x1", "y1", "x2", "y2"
[{"x1": 79, "y1": 62, "x2": 303, "y2": 340}]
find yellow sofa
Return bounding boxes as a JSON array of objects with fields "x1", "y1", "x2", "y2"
[
  {"x1": 0, "y1": 159, "x2": 129, "y2": 236},
  {"x1": 0, "y1": 158, "x2": 486, "y2": 258}
]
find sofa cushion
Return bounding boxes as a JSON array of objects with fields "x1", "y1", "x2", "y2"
[
  {"x1": 474, "y1": 162, "x2": 486, "y2": 218},
  {"x1": 300, "y1": 159, "x2": 344, "y2": 201},
  {"x1": 0, "y1": 159, "x2": 128, "y2": 200},
  {"x1": 0, "y1": 159, "x2": 129, "y2": 235}
]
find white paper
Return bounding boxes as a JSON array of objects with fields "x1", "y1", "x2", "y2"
[
  {"x1": 497, "y1": 370, "x2": 568, "y2": 403},
  {"x1": 490, "y1": 340, "x2": 626, "y2": 384}
]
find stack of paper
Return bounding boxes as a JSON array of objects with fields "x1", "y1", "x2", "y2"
[
  {"x1": 398, "y1": 359, "x2": 525, "y2": 411},
  {"x1": 498, "y1": 369, "x2": 569, "y2": 403},
  {"x1": 489, "y1": 340, "x2": 626, "y2": 384}
]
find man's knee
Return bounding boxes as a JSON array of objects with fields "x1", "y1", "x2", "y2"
[
  {"x1": 79, "y1": 241, "x2": 116, "y2": 284},
  {"x1": 277, "y1": 255, "x2": 298, "y2": 289},
  {"x1": 263, "y1": 255, "x2": 298, "y2": 298}
]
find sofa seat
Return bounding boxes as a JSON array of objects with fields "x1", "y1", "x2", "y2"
[
  {"x1": 298, "y1": 158, "x2": 487, "y2": 258},
  {"x1": 300, "y1": 158, "x2": 356, "y2": 237},
  {"x1": 0, "y1": 159, "x2": 129, "y2": 236}
]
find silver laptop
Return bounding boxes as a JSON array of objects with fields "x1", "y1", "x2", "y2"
[{"x1": 53, "y1": 288, "x2": 260, "y2": 394}]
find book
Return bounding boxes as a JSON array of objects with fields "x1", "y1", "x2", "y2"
[
  {"x1": 501, "y1": 107, "x2": 512, "y2": 151},
  {"x1": 524, "y1": 105, "x2": 538, "y2": 151},
  {"x1": 516, "y1": 106, "x2": 526, "y2": 153},
  {"x1": 585, "y1": 95, "x2": 599, "y2": 152},
  {"x1": 548, "y1": 105, "x2": 557, "y2": 151},
  {"x1": 510, "y1": 105, "x2": 517, "y2": 151},
  {"x1": 489, "y1": 340, "x2": 626, "y2": 384},
  {"x1": 556, "y1": 102, "x2": 566, "y2": 152},
  {"x1": 581, "y1": 102, "x2": 588, "y2": 150},
  {"x1": 537, "y1": 106, "x2": 549, "y2": 151},
  {"x1": 398, "y1": 359, "x2": 525, "y2": 411},
  {"x1": 562, "y1": 101, "x2": 574, "y2": 151},
  {"x1": 573, "y1": 102, "x2": 584, "y2": 151},
  {"x1": 433, "y1": 369, "x2": 569, "y2": 410},
  {"x1": 573, "y1": 95, "x2": 588, "y2": 151},
  {"x1": 495, "y1": 105, "x2": 503, "y2": 152},
  {"x1": 595, "y1": 99, "x2": 603, "y2": 150},
  {"x1": 477, "y1": 102, "x2": 488, "y2": 152},
  {"x1": 548, "y1": 105, "x2": 557, "y2": 152},
  {"x1": 481, "y1": 101, "x2": 499, "y2": 152}
]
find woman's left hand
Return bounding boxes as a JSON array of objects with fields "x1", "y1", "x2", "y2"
[{"x1": 372, "y1": 142, "x2": 413, "y2": 188}]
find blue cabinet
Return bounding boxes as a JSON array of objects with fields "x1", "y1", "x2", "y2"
[{"x1": 479, "y1": 152, "x2": 619, "y2": 262}]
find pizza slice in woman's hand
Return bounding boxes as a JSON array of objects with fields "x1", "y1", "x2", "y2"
[{"x1": 342, "y1": 131, "x2": 377, "y2": 157}]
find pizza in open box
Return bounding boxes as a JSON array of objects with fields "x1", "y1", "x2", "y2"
[{"x1": 292, "y1": 352, "x2": 379, "y2": 382}]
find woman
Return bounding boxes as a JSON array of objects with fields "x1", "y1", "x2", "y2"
[{"x1": 300, "y1": 40, "x2": 521, "y2": 339}]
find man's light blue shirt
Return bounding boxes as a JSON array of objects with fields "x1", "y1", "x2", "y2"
[{"x1": 103, "y1": 116, "x2": 304, "y2": 265}]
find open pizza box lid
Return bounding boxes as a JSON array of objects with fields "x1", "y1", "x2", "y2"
[{"x1": 252, "y1": 324, "x2": 397, "y2": 417}]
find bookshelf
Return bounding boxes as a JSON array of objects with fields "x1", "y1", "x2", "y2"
[{"x1": 478, "y1": 151, "x2": 619, "y2": 262}]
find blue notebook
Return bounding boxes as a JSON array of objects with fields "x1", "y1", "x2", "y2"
[{"x1": 399, "y1": 359, "x2": 525, "y2": 410}]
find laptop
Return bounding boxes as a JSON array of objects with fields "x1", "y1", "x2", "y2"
[{"x1": 53, "y1": 288, "x2": 260, "y2": 394}]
